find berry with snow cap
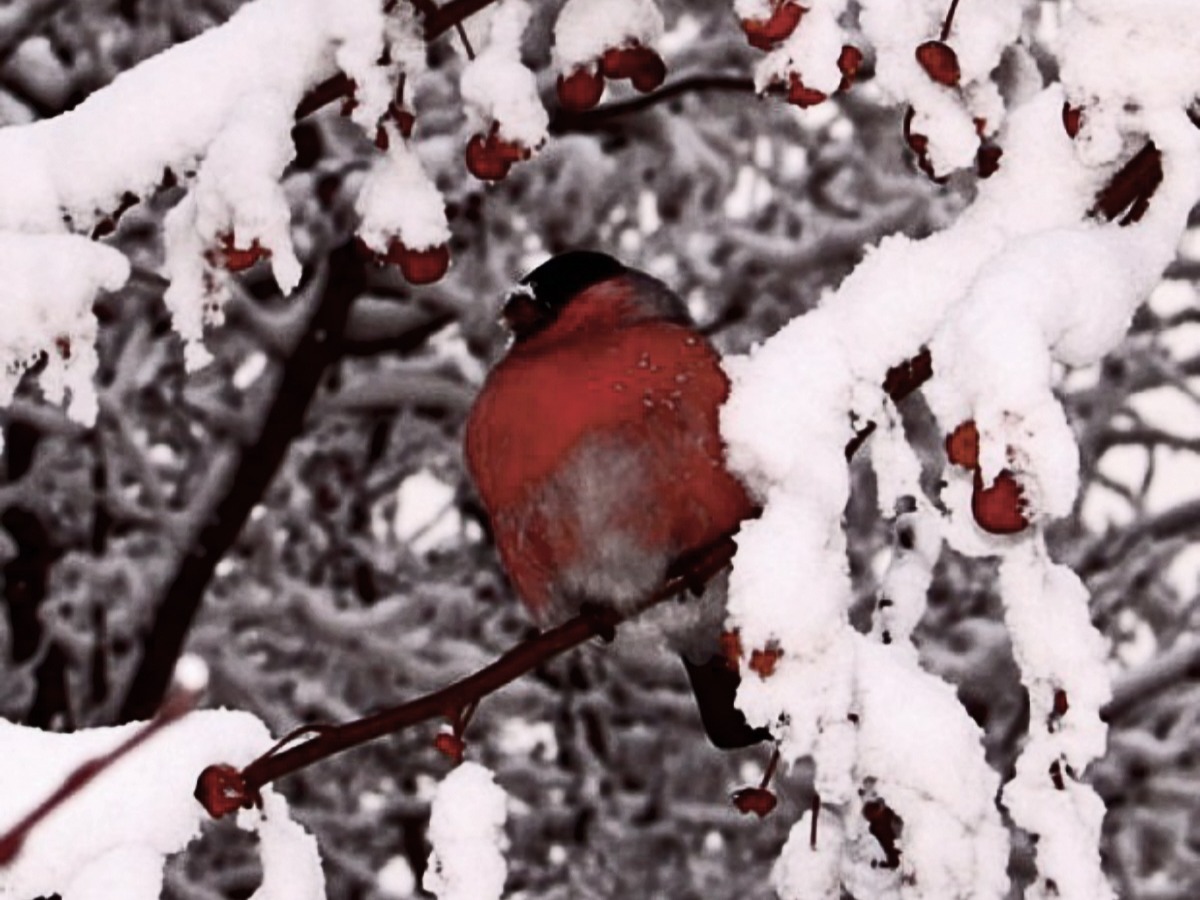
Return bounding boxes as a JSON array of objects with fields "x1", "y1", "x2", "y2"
[
  {"x1": 557, "y1": 66, "x2": 605, "y2": 111},
  {"x1": 741, "y1": 1, "x2": 805, "y2": 51}
]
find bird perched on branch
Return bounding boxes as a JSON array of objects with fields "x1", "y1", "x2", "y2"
[{"x1": 464, "y1": 251, "x2": 767, "y2": 748}]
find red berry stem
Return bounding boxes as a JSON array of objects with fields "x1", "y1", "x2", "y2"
[
  {"x1": 810, "y1": 793, "x2": 821, "y2": 848},
  {"x1": 454, "y1": 20, "x2": 476, "y2": 60},
  {"x1": 760, "y1": 745, "x2": 781, "y2": 789},
  {"x1": 939, "y1": 0, "x2": 961, "y2": 41}
]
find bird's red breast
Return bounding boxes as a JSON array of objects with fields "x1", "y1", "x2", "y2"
[{"x1": 465, "y1": 273, "x2": 753, "y2": 624}]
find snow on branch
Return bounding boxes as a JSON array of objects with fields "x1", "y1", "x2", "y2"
[
  {"x1": 0, "y1": 709, "x2": 317, "y2": 900},
  {"x1": 0, "y1": 0, "x2": 434, "y2": 408},
  {"x1": 721, "y1": 2, "x2": 1200, "y2": 898}
]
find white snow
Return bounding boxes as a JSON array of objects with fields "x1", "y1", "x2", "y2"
[
  {"x1": 0, "y1": 710, "x2": 323, "y2": 900},
  {"x1": 460, "y1": 0, "x2": 549, "y2": 150},
  {"x1": 553, "y1": 0, "x2": 665, "y2": 71},
  {"x1": 0, "y1": 0, "x2": 426, "y2": 389},
  {"x1": 0, "y1": 233, "x2": 128, "y2": 425},
  {"x1": 392, "y1": 469, "x2": 464, "y2": 555},
  {"x1": 356, "y1": 143, "x2": 451, "y2": 257},
  {"x1": 422, "y1": 762, "x2": 509, "y2": 900},
  {"x1": 721, "y1": 6, "x2": 1200, "y2": 897},
  {"x1": 378, "y1": 855, "x2": 417, "y2": 897}
]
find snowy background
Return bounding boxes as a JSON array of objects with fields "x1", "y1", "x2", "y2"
[{"x1": 0, "y1": 0, "x2": 1198, "y2": 898}]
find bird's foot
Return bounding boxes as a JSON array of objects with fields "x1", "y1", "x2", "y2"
[{"x1": 578, "y1": 601, "x2": 618, "y2": 643}]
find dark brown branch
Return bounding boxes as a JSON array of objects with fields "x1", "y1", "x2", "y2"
[
  {"x1": 295, "y1": 73, "x2": 354, "y2": 120},
  {"x1": 846, "y1": 348, "x2": 933, "y2": 458},
  {"x1": 118, "y1": 242, "x2": 367, "y2": 722},
  {"x1": 196, "y1": 537, "x2": 740, "y2": 814},
  {"x1": 552, "y1": 75, "x2": 755, "y2": 133}
]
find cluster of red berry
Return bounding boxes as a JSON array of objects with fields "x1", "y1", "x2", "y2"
[
  {"x1": 904, "y1": 39, "x2": 1003, "y2": 180},
  {"x1": 556, "y1": 41, "x2": 668, "y2": 112},
  {"x1": 945, "y1": 420, "x2": 1029, "y2": 535},
  {"x1": 740, "y1": 2, "x2": 864, "y2": 108},
  {"x1": 465, "y1": 123, "x2": 534, "y2": 182}
]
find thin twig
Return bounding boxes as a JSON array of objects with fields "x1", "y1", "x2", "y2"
[
  {"x1": 454, "y1": 20, "x2": 476, "y2": 60},
  {"x1": 939, "y1": 0, "x2": 962, "y2": 41}
]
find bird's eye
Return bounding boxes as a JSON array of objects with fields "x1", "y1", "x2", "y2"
[{"x1": 501, "y1": 291, "x2": 551, "y2": 338}]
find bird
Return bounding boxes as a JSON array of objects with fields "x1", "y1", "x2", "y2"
[{"x1": 464, "y1": 250, "x2": 768, "y2": 748}]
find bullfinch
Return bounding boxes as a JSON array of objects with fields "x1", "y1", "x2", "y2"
[{"x1": 464, "y1": 251, "x2": 768, "y2": 748}]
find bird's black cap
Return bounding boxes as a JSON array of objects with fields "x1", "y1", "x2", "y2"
[
  {"x1": 519, "y1": 250, "x2": 625, "y2": 308},
  {"x1": 503, "y1": 251, "x2": 626, "y2": 341}
]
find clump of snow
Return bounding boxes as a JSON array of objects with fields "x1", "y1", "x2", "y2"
[
  {"x1": 853, "y1": 639, "x2": 1010, "y2": 897},
  {"x1": 392, "y1": 469, "x2": 464, "y2": 555},
  {"x1": 0, "y1": 711, "x2": 322, "y2": 900},
  {"x1": 356, "y1": 143, "x2": 450, "y2": 255},
  {"x1": 1059, "y1": 0, "x2": 1200, "y2": 168},
  {"x1": 173, "y1": 654, "x2": 210, "y2": 694},
  {"x1": 856, "y1": 0, "x2": 1029, "y2": 174},
  {"x1": 423, "y1": 762, "x2": 508, "y2": 900},
  {"x1": 460, "y1": 0, "x2": 549, "y2": 150},
  {"x1": 162, "y1": 91, "x2": 302, "y2": 367},
  {"x1": 0, "y1": 233, "x2": 129, "y2": 426},
  {"x1": 754, "y1": 0, "x2": 849, "y2": 97},
  {"x1": 733, "y1": 0, "x2": 775, "y2": 22},
  {"x1": 553, "y1": 0, "x2": 665, "y2": 71},
  {"x1": 377, "y1": 855, "x2": 417, "y2": 898},
  {"x1": 772, "y1": 809, "x2": 843, "y2": 900}
]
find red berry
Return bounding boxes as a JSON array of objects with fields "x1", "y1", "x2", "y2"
[
  {"x1": 195, "y1": 764, "x2": 253, "y2": 819},
  {"x1": 216, "y1": 234, "x2": 270, "y2": 272},
  {"x1": 902, "y1": 107, "x2": 928, "y2": 154},
  {"x1": 600, "y1": 46, "x2": 636, "y2": 79},
  {"x1": 627, "y1": 46, "x2": 667, "y2": 93},
  {"x1": 1062, "y1": 103, "x2": 1082, "y2": 138},
  {"x1": 490, "y1": 131, "x2": 530, "y2": 165},
  {"x1": 837, "y1": 45, "x2": 864, "y2": 91},
  {"x1": 945, "y1": 420, "x2": 979, "y2": 470},
  {"x1": 557, "y1": 67, "x2": 604, "y2": 111},
  {"x1": 748, "y1": 644, "x2": 781, "y2": 678},
  {"x1": 786, "y1": 73, "x2": 826, "y2": 108},
  {"x1": 742, "y1": 2, "x2": 805, "y2": 51},
  {"x1": 465, "y1": 133, "x2": 512, "y2": 181},
  {"x1": 392, "y1": 105, "x2": 416, "y2": 139},
  {"x1": 915, "y1": 40, "x2": 961, "y2": 87},
  {"x1": 732, "y1": 787, "x2": 778, "y2": 817},
  {"x1": 386, "y1": 239, "x2": 450, "y2": 285},
  {"x1": 434, "y1": 732, "x2": 465, "y2": 763},
  {"x1": 972, "y1": 470, "x2": 1028, "y2": 534},
  {"x1": 1052, "y1": 688, "x2": 1070, "y2": 718},
  {"x1": 977, "y1": 143, "x2": 1002, "y2": 178}
]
